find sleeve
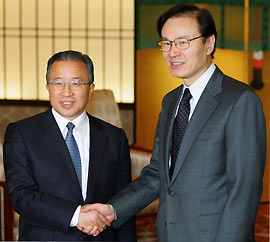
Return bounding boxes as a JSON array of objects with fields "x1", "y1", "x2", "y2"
[
  {"x1": 114, "y1": 130, "x2": 137, "y2": 242},
  {"x1": 110, "y1": 113, "x2": 162, "y2": 229},
  {"x1": 3, "y1": 123, "x2": 78, "y2": 233},
  {"x1": 215, "y1": 90, "x2": 266, "y2": 242}
]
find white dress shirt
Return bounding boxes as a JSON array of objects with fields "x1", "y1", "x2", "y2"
[
  {"x1": 169, "y1": 63, "x2": 216, "y2": 168},
  {"x1": 178, "y1": 62, "x2": 216, "y2": 120},
  {"x1": 52, "y1": 108, "x2": 90, "y2": 226}
]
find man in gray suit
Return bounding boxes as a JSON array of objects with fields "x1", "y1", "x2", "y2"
[{"x1": 78, "y1": 4, "x2": 266, "y2": 242}]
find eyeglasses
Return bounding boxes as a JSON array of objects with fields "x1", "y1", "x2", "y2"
[
  {"x1": 157, "y1": 35, "x2": 204, "y2": 52},
  {"x1": 47, "y1": 79, "x2": 91, "y2": 89}
]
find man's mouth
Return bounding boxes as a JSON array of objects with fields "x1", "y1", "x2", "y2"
[{"x1": 171, "y1": 61, "x2": 184, "y2": 67}]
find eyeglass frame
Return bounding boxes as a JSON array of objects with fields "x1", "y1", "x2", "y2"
[
  {"x1": 157, "y1": 35, "x2": 204, "y2": 52},
  {"x1": 47, "y1": 79, "x2": 91, "y2": 89}
]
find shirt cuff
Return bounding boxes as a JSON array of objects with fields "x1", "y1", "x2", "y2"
[
  {"x1": 109, "y1": 204, "x2": 117, "y2": 221},
  {"x1": 70, "y1": 205, "x2": 81, "y2": 226}
]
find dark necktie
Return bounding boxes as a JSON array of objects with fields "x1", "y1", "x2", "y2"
[
  {"x1": 65, "y1": 122, "x2": 82, "y2": 189},
  {"x1": 169, "y1": 88, "x2": 192, "y2": 180}
]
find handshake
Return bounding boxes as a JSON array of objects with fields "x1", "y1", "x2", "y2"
[{"x1": 77, "y1": 203, "x2": 115, "y2": 237}]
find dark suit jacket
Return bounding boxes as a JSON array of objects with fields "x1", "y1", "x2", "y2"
[
  {"x1": 3, "y1": 109, "x2": 137, "y2": 241},
  {"x1": 109, "y1": 66, "x2": 266, "y2": 242}
]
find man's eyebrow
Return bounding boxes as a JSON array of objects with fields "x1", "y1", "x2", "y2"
[
  {"x1": 71, "y1": 76, "x2": 83, "y2": 80},
  {"x1": 50, "y1": 77, "x2": 62, "y2": 80},
  {"x1": 160, "y1": 36, "x2": 186, "y2": 41}
]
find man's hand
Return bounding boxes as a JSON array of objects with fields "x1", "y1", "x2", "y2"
[
  {"x1": 77, "y1": 208, "x2": 111, "y2": 236},
  {"x1": 77, "y1": 203, "x2": 115, "y2": 235}
]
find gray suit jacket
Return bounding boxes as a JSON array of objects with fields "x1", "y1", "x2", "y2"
[{"x1": 110, "y1": 66, "x2": 266, "y2": 242}]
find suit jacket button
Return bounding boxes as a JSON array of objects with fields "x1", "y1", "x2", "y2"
[{"x1": 168, "y1": 190, "x2": 175, "y2": 196}]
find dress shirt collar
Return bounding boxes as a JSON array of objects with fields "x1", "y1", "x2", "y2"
[
  {"x1": 51, "y1": 108, "x2": 89, "y2": 137},
  {"x1": 183, "y1": 62, "x2": 216, "y2": 100}
]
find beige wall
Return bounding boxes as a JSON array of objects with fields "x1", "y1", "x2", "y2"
[{"x1": 136, "y1": 48, "x2": 269, "y2": 201}]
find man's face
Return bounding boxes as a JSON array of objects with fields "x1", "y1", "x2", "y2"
[
  {"x1": 161, "y1": 16, "x2": 215, "y2": 86},
  {"x1": 46, "y1": 60, "x2": 94, "y2": 120}
]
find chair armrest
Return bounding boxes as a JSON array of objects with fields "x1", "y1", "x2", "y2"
[
  {"x1": 130, "y1": 146, "x2": 159, "y2": 214},
  {"x1": 130, "y1": 146, "x2": 152, "y2": 177}
]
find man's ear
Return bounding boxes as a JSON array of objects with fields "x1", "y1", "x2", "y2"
[
  {"x1": 88, "y1": 83, "x2": 95, "y2": 99},
  {"x1": 206, "y1": 34, "x2": 215, "y2": 56}
]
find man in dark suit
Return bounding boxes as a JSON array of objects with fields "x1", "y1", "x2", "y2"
[
  {"x1": 79, "y1": 4, "x2": 266, "y2": 242},
  {"x1": 3, "y1": 50, "x2": 137, "y2": 241}
]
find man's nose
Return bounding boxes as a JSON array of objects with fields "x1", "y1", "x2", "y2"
[
  {"x1": 61, "y1": 83, "x2": 73, "y2": 95},
  {"x1": 169, "y1": 43, "x2": 182, "y2": 57}
]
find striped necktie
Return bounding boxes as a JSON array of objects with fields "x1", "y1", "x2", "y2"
[{"x1": 65, "y1": 122, "x2": 82, "y2": 189}]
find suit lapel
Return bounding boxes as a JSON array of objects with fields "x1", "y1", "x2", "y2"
[
  {"x1": 163, "y1": 86, "x2": 183, "y2": 183},
  {"x1": 39, "y1": 109, "x2": 83, "y2": 199},
  {"x1": 86, "y1": 115, "x2": 107, "y2": 200},
  {"x1": 170, "y1": 67, "x2": 224, "y2": 183}
]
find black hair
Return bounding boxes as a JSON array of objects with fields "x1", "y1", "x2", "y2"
[
  {"x1": 156, "y1": 4, "x2": 217, "y2": 58},
  {"x1": 46, "y1": 50, "x2": 94, "y2": 83}
]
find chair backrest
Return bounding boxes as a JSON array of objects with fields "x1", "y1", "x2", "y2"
[{"x1": 86, "y1": 89, "x2": 122, "y2": 128}]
